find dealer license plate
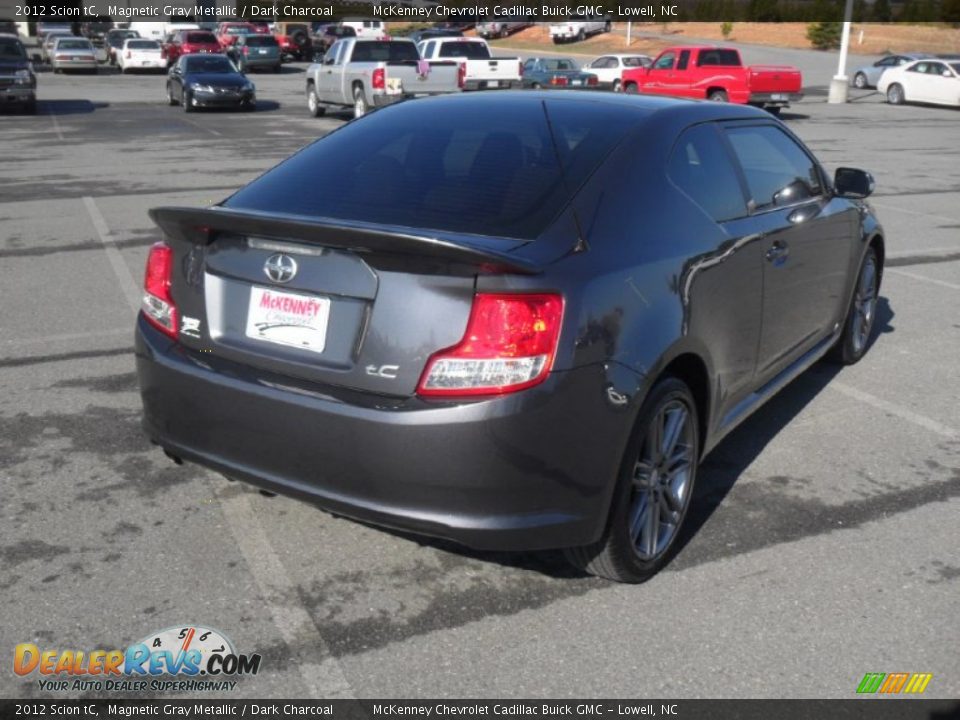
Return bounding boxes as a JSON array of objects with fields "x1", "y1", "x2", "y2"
[
  {"x1": 245, "y1": 286, "x2": 331, "y2": 354},
  {"x1": 572, "y1": 79, "x2": 582, "y2": 86},
  {"x1": 487, "y1": 80, "x2": 500, "y2": 88},
  {"x1": 771, "y1": 93, "x2": 786, "y2": 101}
]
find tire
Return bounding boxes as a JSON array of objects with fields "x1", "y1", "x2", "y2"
[
  {"x1": 183, "y1": 91, "x2": 194, "y2": 112},
  {"x1": 624, "y1": 82, "x2": 638, "y2": 94},
  {"x1": 827, "y1": 247, "x2": 880, "y2": 365},
  {"x1": 853, "y1": 72, "x2": 867, "y2": 89},
  {"x1": 577, "y1": 29, "x2": 586, "y2": 42},
  {"x1": 273, "y1": 64, "x2": 281, "y2": 74},
  {"x1": 166, "y1": 83, "x2": 178, "y2": 106},
  {"x1": 306, "y1": 85, "x2": 325, "y2": 117},
  {"x1": 612, "y1": 79, "x2": 621, "y2": 93},
  {"x1": 23, "y1": 99, "x2": 37, "y2": 115},
  {"x1": 564, "y1": 377, "x2": 700, "y2": 583},
  {"x1": 887, "y1": 83, "x2": 905, "y2": 105},
  {"x1": 352, "y1": 85, "x2": 367, "y2": 119},
  {"x1": 604, "y1": 21, "x2": 612, "y2": 32},
  {"x1": 708, "y1": 89, "x2": 729, "y2": 102},
  {"x1": 499, "y1": 26, "x2": 508, "y2": 39}
]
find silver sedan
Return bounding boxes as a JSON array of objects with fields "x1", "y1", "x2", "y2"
[
  {"x1": 852, "y1": 52, "x2": 932, "y2": 89},
  {"x1": 50, "y1": 37, "x2": 98, "y2": 74}
]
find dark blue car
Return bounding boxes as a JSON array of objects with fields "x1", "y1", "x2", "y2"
[{"x1": 166, "y1": 53, "x2": 255, "y2": 112}]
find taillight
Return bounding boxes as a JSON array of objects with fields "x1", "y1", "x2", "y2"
[
  {"x1": 142, "y1": 242, "x2": 178, "y2": 339},
  {"x1": 587, "y1": 75, "x2": 598, "y2": 86},
  {"x1": 550, "y1": 76, "x2": 568, "y2": 86},
  {"x1": 457, "y1": 61, "x2": 466, "y2": 88},
  {"x1": 417, "y1": 293, "x2": 564, "y2": 397},
  {"x1": 372, "y1": 67, "x2": 385, "y2": 89}
]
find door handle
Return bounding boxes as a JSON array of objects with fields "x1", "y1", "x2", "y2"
[{"x1": 766, "y1": 241, "x2": 790, "y2": 263}]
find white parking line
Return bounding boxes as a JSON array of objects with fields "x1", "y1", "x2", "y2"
[
  {"x1": 82, "y1": 194, "x2": 354, "y2": 699},
  {"x1": 181, "y1": 117, "x2": 223, "y2": 137},
  {"x1": 887, "y1": 268, "x2": 960, "y2": 291},
  {"x1": 829, "y1": 381, "x2": 959, "y2": 439},
  {"x1": 219, "y1": 493, "x2": 356, "y2": 699},
  {"x1": 48, "y1": 111, "x2": 64, "y2": 141},
  {"x1": 82, "y1": 196, "x2": 141, "y2": 314}
]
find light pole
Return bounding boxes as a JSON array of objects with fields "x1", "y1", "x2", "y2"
[{"x1": 827, "y1": 0, "x2": 855, "y2": 103}]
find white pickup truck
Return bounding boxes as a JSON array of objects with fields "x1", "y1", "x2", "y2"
[
  {"x1": 549, "y1": 18, "x2": 612, "y2": 43},
  {"x1": 305, "y1": 38, "x2": 461, "y2": 119},
  {"x1": 416, "y1": 37, "x2": 521, "y2": 91}
]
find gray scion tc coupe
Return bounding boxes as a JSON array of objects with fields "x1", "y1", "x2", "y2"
[{"x1": 136, "y1": 92, "x2": 883, "y2": 582}]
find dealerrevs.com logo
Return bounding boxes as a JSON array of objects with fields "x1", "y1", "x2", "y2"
[{"x1": 14, "y1": 625, "x2": 262, "y2": 693}]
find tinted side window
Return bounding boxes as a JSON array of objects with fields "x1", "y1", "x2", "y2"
[
  {"x1": 677, "y1": 50, "x2": 690, "y2": 71},
  {"x1": 668, "y1": 124, "x2": 747, "y2": 223},
  {"x1": 725, "y1": 125, "x2": 823, "y2": 211},
  {"x1": 653, "y1": 52, "x2": 674, "y2": 70}
]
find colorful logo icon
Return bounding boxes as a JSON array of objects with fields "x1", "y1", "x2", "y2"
[{"x1": 857, "y1": 672, "x2": 933, "y2": 694}]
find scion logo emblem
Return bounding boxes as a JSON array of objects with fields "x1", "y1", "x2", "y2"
[{"x1": 264, "y1": 253, "x2": 298, "y2": 284}]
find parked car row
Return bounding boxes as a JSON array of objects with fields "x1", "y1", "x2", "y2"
[{"x1": 854, "y1": 52, "x2": 960, "y2": 108}]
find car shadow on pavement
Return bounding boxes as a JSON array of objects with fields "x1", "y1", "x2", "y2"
[
  {"x1": 40, "y1": 100, "x2": 110, "y2": 115},
  {"x1": 672, "y1": 295, "x2": 896, "y2": 563}
]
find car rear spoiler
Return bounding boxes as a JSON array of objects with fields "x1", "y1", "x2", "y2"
[{"x1": 149, "y1": 206, "x2": 541, "y2": 275}]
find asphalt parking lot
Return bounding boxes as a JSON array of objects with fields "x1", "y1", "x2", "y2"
[{"x1": 1, "y1": 48, "x2": 959, "y2": 700}]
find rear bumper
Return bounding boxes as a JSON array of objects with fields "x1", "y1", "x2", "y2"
[
  {"x1": 136, "y1": 316, "x2": 631, "y2": 551},
  {"x1": 749, "y1": 91, "x2": 803, "y2": 106},
  {"x1": 463, "y1": 79, "x2": 520, "y2": 91}
]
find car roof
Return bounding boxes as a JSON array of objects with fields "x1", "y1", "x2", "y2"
[{"x1": 399, "y1": 89, "x2": 772, "y2": 125}]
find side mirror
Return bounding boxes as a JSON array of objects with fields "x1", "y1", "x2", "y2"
[{"x1": 834, "y1": 167, "x2": 874, "y2": 199}]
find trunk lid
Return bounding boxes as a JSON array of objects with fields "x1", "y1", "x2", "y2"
[{"x1": 150, "y1": 206, "x2": 538, "y2": 397}]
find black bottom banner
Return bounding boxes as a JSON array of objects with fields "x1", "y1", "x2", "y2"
[{"x1": 1, "y1": 700, "x2": 958, "y2": 720}]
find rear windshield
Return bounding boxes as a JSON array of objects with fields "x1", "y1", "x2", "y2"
[
  {"x1": 351, "y1": 41, "x2": 419, "y2": 63},
  {"x1": 697, "y1": 49, "x2": 741, "y2": 66},
  {"x1": 245, "y1": 36, "x2": 278, "y2": 47},
  {"x1": 57, "y1": 39, "x2": 93, "y2": 50},
  {"x1": 185, "y1": 32, "x2": 216, "y2": 43},
  {"x1": 438, "y1": 41, "x2": 490, "y2": 60},
  {"x1": 0, "y1": 38, "x2": 26, "y2": 59},
  {"x1": 224, "y1": 98, "x2": 641, "y2": 240},
  {"x1": 128, "y1": 40, "x2": 159, "y2": 49}
]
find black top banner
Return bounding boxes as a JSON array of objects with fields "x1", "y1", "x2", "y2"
[
  {"x1": 1, "y1": 699, "x2": 960, "y2": 719},
  {"x1": 6, "y1": 1, "x2": 960, "y2": 23}
]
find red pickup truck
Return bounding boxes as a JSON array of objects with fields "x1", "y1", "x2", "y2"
[{"x1": 622, "y1": 46, "x2": 803, "y2": 113}]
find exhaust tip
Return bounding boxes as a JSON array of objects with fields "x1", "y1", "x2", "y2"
[{"x1": 258, "y1": 489, "x2": 277, "y2": 498}]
